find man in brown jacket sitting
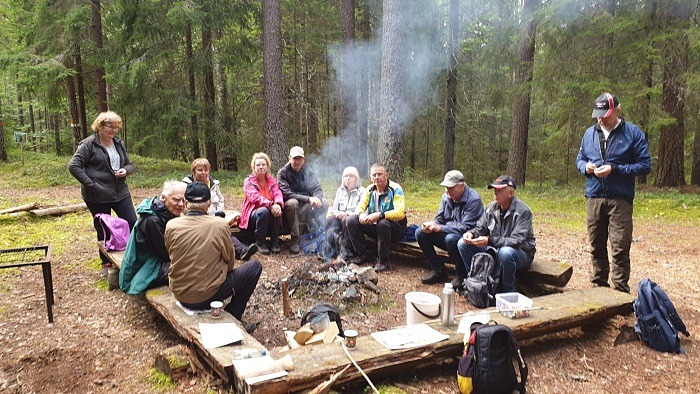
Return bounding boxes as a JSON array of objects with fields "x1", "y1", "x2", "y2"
[{"x1": 165, "y1": 182, "x2": 262, "y2": 333}]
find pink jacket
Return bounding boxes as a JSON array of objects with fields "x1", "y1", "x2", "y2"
[{"x1": 239, "y1": 173, "x2": 284, "y2": 230}]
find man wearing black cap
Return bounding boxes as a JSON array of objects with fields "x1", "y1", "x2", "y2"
[
  {"x1": 165, "y1": 182, "x2": 262, "y2": 332},
  {"x1": 416, "y1": 170, "x2": 484, "y2": 286},
  {"x1": 457, "y1": 175, "x2": 536, "y2": 293},
  {"x1": 576, "y1": 93, "x2": 651, "y2": 293}
]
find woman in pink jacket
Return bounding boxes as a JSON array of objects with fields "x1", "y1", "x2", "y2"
[{"x1": 239, "y1": 152, "x2": 284, "y2": 255}]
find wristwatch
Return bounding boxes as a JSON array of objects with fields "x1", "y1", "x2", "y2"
[{"x1": 379, "y1": 212, "x2": 385, "y2": 220}]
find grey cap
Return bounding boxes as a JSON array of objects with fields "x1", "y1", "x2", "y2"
[{"x1": 440, "y1": 170, "x2": 465, "y2": 187}]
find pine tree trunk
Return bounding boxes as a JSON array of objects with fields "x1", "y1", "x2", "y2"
[
  {"x1": 202, "y1": 24, "x2": 218, "y2": 171},
  {"x1": 507, "y1": 0, "x2": 537, "y2": 187},
  {"x1": 185, "y1": 23, "x2": 200, "y2": 160},
  {"x1": 0, "y1": 98, "x2": 6, "y2": 162},
  {"x1": 75, "y1": 47, "x2": 89, "y2": 139},
  {"x1": 262, "y1": 0, "x2": 288, "y2": 169},
  {"x1": 443, "y1": 0, "x2": 458, "y2": 174},
  {"x1": 66, "y1": 73, "x2": 80, "y2": 151},
  {"x1": 655, "y1": 3, "x2": 689, "y2": 187},
  {"x1": 377, "y1": 0, "x2": 405, "y2": 180},
  {"x1": 91, "y1": 1, "x2": 108, "y2": 112}
]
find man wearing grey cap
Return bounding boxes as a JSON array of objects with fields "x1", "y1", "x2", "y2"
[
  {"x1": 576, "y1": 92, "x2": 651, "y2": 293},
  {"x1": 416, "y1": 170, "x2": 484, "y2": 286},
  {"x1": 458, "y1": 175, "x2": 536, "y2": 294},
  {"x1": 277, "y1": 146, "x2": 329, "y2": 254},
  {"x1": 165, "y1": 182, "x2": 262, "y2": 333}
]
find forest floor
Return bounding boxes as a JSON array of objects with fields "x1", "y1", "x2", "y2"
[{"x1": 1, "y1": 186, "x2": 698, "y2": 394}]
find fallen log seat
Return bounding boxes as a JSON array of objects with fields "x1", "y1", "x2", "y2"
[
  {"x1": 98, "y1": 244, "x2": 268, "y2": 383},
  {"x1": 391, "y1": 240, "x2": 573, "y2": 288},
  {"x1": 255, "y1": 287, "x2": 634, "y2": 394},
  {"x1": 98, "y1": 243, "x2": 625, "y2": 394}
]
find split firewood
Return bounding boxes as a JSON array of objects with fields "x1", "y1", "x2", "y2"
[{"x1": 308, "y1": 364, "x2": 351, "y2": 394}]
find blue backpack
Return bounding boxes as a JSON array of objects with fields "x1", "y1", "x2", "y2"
[{"x1": 633, "y1": 278, "x2": 690, "y2": 353}]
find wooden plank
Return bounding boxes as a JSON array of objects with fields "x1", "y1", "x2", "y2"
[
  {"x1": 255, "y1": 287, "x2": 634, "y2": 393},
  {"x1": 392, "y1": 240, "x2": 573, "y2": 287}
]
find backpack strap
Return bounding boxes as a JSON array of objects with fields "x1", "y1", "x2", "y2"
[
  {"x1": 94, "y1": 213, "x2": 111, "y2": 241},
  {"x1": 505, "y1": 328, "x2": 528, "y2": 394}
]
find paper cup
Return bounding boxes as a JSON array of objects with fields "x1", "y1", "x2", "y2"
[{"x1": 210, "y1": 301, "x2": 223, "y2": 319}]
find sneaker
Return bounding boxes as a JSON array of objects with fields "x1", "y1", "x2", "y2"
[
  {"x1": 255, "y1": 241, "x2": 270, "y2": 256},
  {"x1": 374, "y1": 260, "x2": 389, "y2": 272},
  {"x1": 451, "y1": 276, "x2": 466, "y2": 291},
  {"x1": 421, "y1": 269, "x2": 448, "y2": 285},
  {"x1": 241, "y1": 243, "x2": 259, "y2": 260}
]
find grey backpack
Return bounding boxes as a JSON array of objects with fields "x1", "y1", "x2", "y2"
[{"x1": 465, "y1": 251, "x2": 501, "y2": 308}]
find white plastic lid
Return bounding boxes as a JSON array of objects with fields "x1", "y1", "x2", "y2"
[{"x1": 444, "y1": 283, "x2": 453, "y2": 289}]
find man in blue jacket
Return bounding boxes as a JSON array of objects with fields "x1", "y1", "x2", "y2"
[
  {"x1": 576, "y1": 93, "x2": 651, "y2": 293},
  {"x1": 416, "y1": 170, "x2": 484, "y2": 286}
]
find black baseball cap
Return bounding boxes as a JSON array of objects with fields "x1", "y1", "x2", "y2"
[
  {"x1": 591, "y1": 92, "x2": 619, "y2": 118},
  {"x1": 488, "y1": 175, "x2": 516, "y2": 190},
  {"x1": 185, "y1": 182, "x2": 211, "y2": 203}
]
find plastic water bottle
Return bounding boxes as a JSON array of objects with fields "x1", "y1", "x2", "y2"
[
  {"x1": 441, "y1": 283, "x2": 455, "y2": 326},
  {"x1": 233, "y1": 348, "x2": 266, "y2": 360}
]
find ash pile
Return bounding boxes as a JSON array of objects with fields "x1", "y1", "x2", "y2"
[{"x1": 286, "y1": 259, "x2": 381, "y2": 305}]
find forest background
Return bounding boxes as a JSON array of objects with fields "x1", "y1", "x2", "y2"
[{"x1": 0, "y1": 0, "x2": 699, "y2": 188}]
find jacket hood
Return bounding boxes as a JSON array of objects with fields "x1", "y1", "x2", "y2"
[{"x1": 137, "y1": 196, "x2": 175, "y2": 222}]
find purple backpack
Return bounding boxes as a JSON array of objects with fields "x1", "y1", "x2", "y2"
[{"x1": 94, "y1": 213, "x2": 131, "y2": 251}]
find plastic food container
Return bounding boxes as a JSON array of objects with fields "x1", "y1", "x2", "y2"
[{"x1": 496, "y1": 292, "x2": 533, "y2": 319}]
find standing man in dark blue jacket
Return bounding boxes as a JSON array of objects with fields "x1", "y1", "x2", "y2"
[
  {"x1": 416, "y1": 170, "x2": 484, "y2": 286},
  {"x1": 576, "y1": 93, "x2": 651, "y2": 293}
]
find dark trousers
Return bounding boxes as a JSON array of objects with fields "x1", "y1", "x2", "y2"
[
  {"x1": 247, "y1": 207, "x2": 280, "y2": 244},
  {"x1": 586, "y1": 197, "x2": 633, "y2": 292},
  {"x1": 85, "y1": 197, "x2": 137, "y2": 265},
  {"x1": 415, "y1": 228, "x2": 464, "y2": 274},
  {"x1": 230, "y1": 235, "x2": 248, "y2": 259},
  {"x1": 345, "y1": 215, "x2": 406, "y2": 263},
  {"x1": 180, "y1": 260, "x2": 262, "y2": 320},
  {"x1": 284, "y1": 198, "x2": 329, "y2": 237}
]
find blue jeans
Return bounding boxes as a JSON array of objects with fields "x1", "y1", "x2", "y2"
[
  {"x1": 456, "y1": 239, "x2": 486, "y2": 279},
  {"x1": 497, "y1": 246, "x2": 534, "y2": 293},
  {"x1": 415, "y1": 228, "x2": 464, "y2": 275}
]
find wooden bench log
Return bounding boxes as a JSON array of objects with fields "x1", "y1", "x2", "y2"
[
  {"x1": 97, "y1": 244, "x2": 268, "y2": 384},
  {"x1": 391, "y1": 240, "x2": 573, "y2": 288},
  {"x1": 253, "y1": 287, "x2": 634, "y2": 394}
]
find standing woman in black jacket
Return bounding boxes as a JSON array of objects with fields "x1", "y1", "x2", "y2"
[{"x1": 69, "y1": 111, "x2": 137, "y2": 276}]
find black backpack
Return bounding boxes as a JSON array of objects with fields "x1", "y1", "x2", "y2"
[
  {"x1": 457, "y1": 323, "x2": 527, "y2": 394},
  {"x1": 300, "y1": 303, "x2": 345, "y2": 337},
  {"x1": 465, "y1": 250, "x2": 501, "y2": 308},
  {"x1": 633, "y1": 278, "x2": 690, "y2": 353}
]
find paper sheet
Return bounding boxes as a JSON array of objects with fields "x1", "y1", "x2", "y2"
[
  {"x1": 199, "y1": 322, "x2": 244, "y2": 349},
  {"x1": 371, "y1": 324, "x2": 449, "y2": 350},
  {"x1": 233, "y1": 356, "x2": 288, "y2": 383},
  {"x1": 456, "y1": 312, "x2": 491, "y2": 338}
]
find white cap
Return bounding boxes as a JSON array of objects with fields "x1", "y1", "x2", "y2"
[{"x1": 289, "y1": 146, "x2": 305, "y2": 158}]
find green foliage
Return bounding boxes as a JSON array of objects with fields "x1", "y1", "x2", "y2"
[{"x1": 145, "y1": 368, "x2": 174, "y2": 390}]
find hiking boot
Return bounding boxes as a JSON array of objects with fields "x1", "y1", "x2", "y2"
[
  {"x1": 451, "y1": 276, "x2": 466, "y2": 291},
  {"x1": 289, "y1": 236, "x2": 301, "y2": 255},
  {"x1": 270, "y1": 239, "x2": 281, "y2": 254},
  {"x1": 374, "y1": 260, "x2": 390, "y2": 273},
  {"x1": 241, "y1": 243, "x2": 259, "y2": 260},
  {"x1": 421, "y1": 269, "x2": 448, "y2": 285},
  {"x1": 255, "y1": 241, "x2": 270, "y2": 255}
]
